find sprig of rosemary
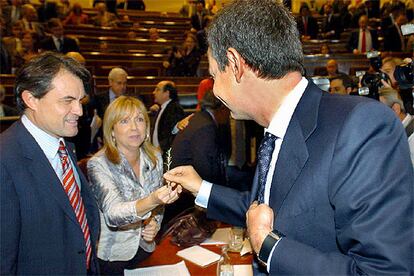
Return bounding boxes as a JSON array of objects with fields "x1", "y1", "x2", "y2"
[{"x1": 165, "y1": 148, "x2": 172, "y2": 171}]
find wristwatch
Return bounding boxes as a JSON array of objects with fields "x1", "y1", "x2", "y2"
[{"x1": 257, "y1": 229, "x2": 285, "y2": 266}]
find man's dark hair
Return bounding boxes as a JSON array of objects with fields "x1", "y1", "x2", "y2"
[
  {"x1": 163, "y1": 82, "x2": 178, "y2": 101},
  {"x1": 201, "y1": 89, "x2": 222, "y2": 111},
  {"x1": 15, "y1": 51, "x2": 91, "y2": 111},
  {"x1": 330, "y1": 75, "x2": 355, "y2": 89},
  {"x1": 300, "y1": 3, "x2": 310, "y2": 14},
  {"x1": 47, "y1": 18, "x2": 62, "y2": 30},
  {"x1": 207, "y1": 0, "x2": 304, "y2": 80}
]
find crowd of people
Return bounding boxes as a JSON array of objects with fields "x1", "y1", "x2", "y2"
[{"x1": 0, "y1": 0, "x2": 413, "y2": 275}]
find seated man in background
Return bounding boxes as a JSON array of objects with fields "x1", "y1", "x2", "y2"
[
  {"x1": 329, "y1": 75, "x2": 355, "y2": 95},
  {"x1": 40, "y1": 18, "x2": 79, "y2": 54},
  {"x1": 92, "y1": 3, "x2": 118, "y2": 27},
  {"x1": 314, "y1": 59, "x2": 347, "y2": 78}
]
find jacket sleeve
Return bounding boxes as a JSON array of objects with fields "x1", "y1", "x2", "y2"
[
  {"x1": 269, "y1": 102, "x2": 414, "y2": 275},
  {"x1": 0, "y1": 163, "x2": 19, "y2": 275},
  {"x1": 87, "y1": 157, "x2": 150, "y2": 227}
]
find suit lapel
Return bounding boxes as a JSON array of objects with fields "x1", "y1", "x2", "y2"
[
  {"x1": 16, "y1": 122, "x2": 80, "y2": 225},
  {"x1": 268, "y1": 81, "x2": 321, "y2": 213},
  {"x1": 269, "y1": 116, "x2": 308, "y2": 213}
]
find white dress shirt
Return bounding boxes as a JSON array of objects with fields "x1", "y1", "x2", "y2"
[
  {"x1": 21, "y1": 115, "x2": 82, "y2": 188},
  {"x1": 358, "y1": 28, "x2": 373, "y2": 53},
  {"x1": 52, "y1": 36, "x2": 63, "y2": 51},
  {"x1": 152, "y1": 99, "x2": 171, "y2": 148},
  {"x1": 402, "y1": 113, "x2": 413, "y2": 129}
]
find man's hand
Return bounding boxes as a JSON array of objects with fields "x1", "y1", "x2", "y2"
[
  {"x1": 246, "y1": 201, "x2": 274, "y2": 254},
  {"x1": 177, "y1": 113, "x2": 194, "y2": 131},
  {"x1": 163, "y1": 165, "x2": 202, "y2": 197},
  {"x1": 149, "y1": 104, "x2": 160, "y2": 113}
]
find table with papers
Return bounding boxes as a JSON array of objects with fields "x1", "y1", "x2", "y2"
[{"x1": 131, "y1": 227, "x2": 253, "y2": 275}]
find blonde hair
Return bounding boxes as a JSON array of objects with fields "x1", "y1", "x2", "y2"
[{"x1": 101, "y1": 96, "x2": 159, "y2": 167}]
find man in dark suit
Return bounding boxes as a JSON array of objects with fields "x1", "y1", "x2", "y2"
[
  {"x1": 150, "y1": 81, "x2": 186, "y2": 161},
  {"x1": 2, "y1": 0, "x2": 23, "y2": 31},
  {"x1": 0, "y1": 52, "x2": 100, "y2": 275},
  {"x1": 40, "y1": 18, "x2": 79, "y2": 54},
  {"x1": 320, "y1": 3, "x2": 343, "y2": 39},
  {"x1": 36, "y1": 0, "x2": 58, "y2": 22},
  {"x1": 95, "y1": 67, "x2": 128, "y2": 119},
  {"x1": 296, "y1": 4, "x2": 319, "y2": 40},
  {"x1": 163, "y1": 90, "x2": 229, "y2": 225},
  {"x1": 190, "y1": 0, "x2": 209, "y2": 31},
  {"x1": 164, "y1": 0, "x2": 413, "y2": 275},
  {"x1": 384, "y1": 13, "x2": 409, "y2": 52},
  {"x1": 347, "y1": 14, "x2": 379, "y2": 54}
]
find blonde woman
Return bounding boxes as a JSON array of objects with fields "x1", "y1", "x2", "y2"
[{"x1": 87, "y1": 96, "x2": 181, "y2": 275}]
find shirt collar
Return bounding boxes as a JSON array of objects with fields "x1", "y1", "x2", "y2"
[
  {"x1": 160, "y1": 99, "x2": 172, "y2": 110},
  {"x1": 266, "y1": 77, "x2": 308, "y2": 139},
  {"x1": 402, "y1": 113, "x2": 413, "y2": 128},
  {"x1": 109, "y1": 88, "x2": 117, "y2": 102},
  {"x1": 21, "y1": 114, "x2": 63, "y2": 159},
  {"x1": 52, "y1": 35, "x2": 63, "y2": 42}
]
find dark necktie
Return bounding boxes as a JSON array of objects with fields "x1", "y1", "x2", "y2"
[
  {"x1": 257, "y1": 132, "x2": 277, "y2": 204},
  {"x1": 58, "y1": 38, "x2": 64, "y2": 52},
  {"x1": 58, "y1": 141, "x2": 92, "y2": 269}
]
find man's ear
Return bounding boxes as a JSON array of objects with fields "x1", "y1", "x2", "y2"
[
  {"x1": 391, "y1": 102, "x2": 402, "y2": 115},
  {"x1": 226, "y1": 47, "x2": 244, "y2": 83},
  {"x1": 21, "y1": 90, "x2": 38, "y2": 110}
]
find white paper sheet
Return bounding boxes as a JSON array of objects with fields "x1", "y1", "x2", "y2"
[
  {"x1": 176, "y1": 245, "x2": 221, "y2": 267},
  {"x1": 201, "y1": 227, "x2": 231, "y2": 245},
  {"x1": 124, "y1": 260, "x2": 190, "y2": 276},
  {"x1": 240, "y1": 238, "x2": 252, "y2": 256},
  {"x1": 234, "y1": 264, "x2": 253, "y2": 276}
]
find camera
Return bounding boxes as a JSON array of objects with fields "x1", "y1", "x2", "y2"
[
  {"x1": 394, "y1": 60, "x2": 413, "y2": 89},
  {"x1": 357, "y1": 51, "x2": 390, "y2": 100}
]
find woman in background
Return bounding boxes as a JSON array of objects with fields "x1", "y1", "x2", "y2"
[
  {"x1": 87, "y1": 96, "x2": 181, "y2": 275},
  {"x1": 63, "y1": 3, "x2": 89, "y2": 26}
]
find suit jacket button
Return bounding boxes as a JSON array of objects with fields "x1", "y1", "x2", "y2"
[{"x1": 78, "y1": 250, "x2": 85, "y2": 254}]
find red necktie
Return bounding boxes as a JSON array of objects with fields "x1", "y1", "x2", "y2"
[
  {"x1": 58, "y1": 141, "x2": 92, "y2": 269},
  {"x1": 361, "y1": 29, "x2": 366, "y2": 53}
]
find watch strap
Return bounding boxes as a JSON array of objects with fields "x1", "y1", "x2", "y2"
[{"x1": 257, "y1": 230, "x2": 284, "y2": 266}]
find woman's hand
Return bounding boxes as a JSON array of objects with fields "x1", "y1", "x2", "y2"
[
  {"x1": 150, "y1": 184, "x2": 182, "y2": 205},
  {"x1": 142, "y1": 217, "x2": 158, "y2": 242}
]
